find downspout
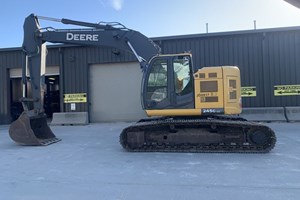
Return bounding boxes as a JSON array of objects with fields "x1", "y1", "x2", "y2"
[{"x1": 59, "y1": 47, "x2": 65, "y2": 112}]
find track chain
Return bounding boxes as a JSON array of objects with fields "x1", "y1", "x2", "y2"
[{"x1": 120, "y1": 116, "x2": 276, "y2": 153}]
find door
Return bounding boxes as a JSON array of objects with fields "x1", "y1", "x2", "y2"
[{"x1": 143, "y1": 54, "x2": 194, "y2": 110}]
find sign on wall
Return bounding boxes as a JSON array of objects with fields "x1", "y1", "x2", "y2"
[
  {"x1": 274, "y1": 85, "x2": 300, "y2": 96},
  {"x1": 64, "y1": 93, "x2": 87, "y2": 103},
  {"x1": 241, "y1": 86, "x2": 256, "y2": 97}
]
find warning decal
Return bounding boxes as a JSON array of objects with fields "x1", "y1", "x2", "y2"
[
  {"x1": 64, "y1": 93, "x2": 87, "y2": 103},
  {"x1": 241, "y1": 86, "x2": 256, "y2": 97},
  {"x1": 274, "y1": 85, "x2": 300, "y2": 96}
]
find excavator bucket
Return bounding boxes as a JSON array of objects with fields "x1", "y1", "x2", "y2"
[{"x1": 9, "y1": 112, "x2": 61, "y2": 146}]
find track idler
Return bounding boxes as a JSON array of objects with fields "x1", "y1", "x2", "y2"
[{"x1": 9, "y1": 112, "x2": 61, "y2": 146}]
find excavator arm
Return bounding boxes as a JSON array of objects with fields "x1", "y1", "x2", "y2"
[{"x1": 9, "y1": 13, "x2": 160, "y2": 146}]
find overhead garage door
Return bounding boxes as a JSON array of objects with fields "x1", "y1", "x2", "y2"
[
  {"x1": 9, "y1": 66, "x2": 60, "y2": 78},
  {"x1": 89, "y1": 62, "x2": 147, "y2": 122}
]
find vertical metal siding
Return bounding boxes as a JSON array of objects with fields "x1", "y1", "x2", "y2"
[
  {"x1": 46, "y1": 48, "x2": 60, "y2": 66},
  {"x1": 86, "y1": 46, "x2": 136, "y2": 64},
  {"x1": 0, "y1": 50, "x2": 23, "y2": 123},
  {"x1": 264, "y1": 31, "x2": 300, "y2": 107},
  {"x1": 0, "y1": 67, "x2": 8, "y2": 124},
  {"x1": 62, "y1": 47, "x2": 87, "y2": 112}
]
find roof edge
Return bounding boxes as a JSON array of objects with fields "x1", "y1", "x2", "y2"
[
  {"x1": 151, "y1": 26, "x2": 300, "y2": 41},
  {"x1": 2, "y1": 25, "x2": 300, "y2": 51}
]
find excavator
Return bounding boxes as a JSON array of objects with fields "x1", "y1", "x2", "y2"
[{"x1": 9, "y1": 14, "x2": 276, "y2": 153}]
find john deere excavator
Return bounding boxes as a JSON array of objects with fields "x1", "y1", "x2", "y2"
[{"x1": 9, "y1": 14, "x2": 276, "y2": 152}]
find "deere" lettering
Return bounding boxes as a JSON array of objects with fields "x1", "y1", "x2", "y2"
[{"x1": 66, "y1": 33, "x2": 99, "y2": 41}]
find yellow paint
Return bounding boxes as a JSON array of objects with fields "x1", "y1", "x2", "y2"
[
  {"x1": 194, "y1": 67, "x2": 224, "y2": 110},
  {"x1": 146, "y1": 109, "x2": 202, "y2": 116},
  {"x1": 194, "y1": 66, "x2": 241, "y2": 115}
]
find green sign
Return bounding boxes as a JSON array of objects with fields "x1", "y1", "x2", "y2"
[
  {"x1": 241, "y1": 86, "x2": 256, "y2": 97},
  {"x1": 274, "y1": 85, "x2": 300, "y2": 96}
]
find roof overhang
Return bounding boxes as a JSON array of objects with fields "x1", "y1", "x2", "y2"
[{"x1": 284, "y1": 0, "x2": 300, "y2": 9}]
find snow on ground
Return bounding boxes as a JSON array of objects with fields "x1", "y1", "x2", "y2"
[{"x1": 0, "y1": 122, "x2": 300, "y2": 200}]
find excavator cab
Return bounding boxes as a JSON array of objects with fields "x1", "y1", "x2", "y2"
[{"x1": 142, "y1": 53, "x2": 242, "y2": 117}]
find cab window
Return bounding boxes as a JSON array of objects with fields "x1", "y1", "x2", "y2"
[
  {"x1": 146, "y1": 59, "x2": 168, "y2": 102},
  {"x1": 173, "y1": 56, "x2": 192, "y2": 96}
]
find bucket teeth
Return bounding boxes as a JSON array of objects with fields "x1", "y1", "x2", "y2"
[
  {"x1": 38, "y1": 137, "x2": 61, "y2": 146},
  {"x1": 9, "y1": 112, "x2": 61, "y2": 146}
]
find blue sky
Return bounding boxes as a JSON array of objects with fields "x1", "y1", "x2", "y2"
[{"x1": 1, "y1": 0, "x2": 300, "y2": 48}]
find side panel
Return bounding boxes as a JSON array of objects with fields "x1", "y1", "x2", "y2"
[
  {"x1": 223, "y1": 67, "x2": 242, "y2": 114},
  {"x1": 146, "y1": 109, "x2": 200, "y2": 116},
  {"x1": 194, "y1": 67, "x2": 224, "y2": 114}
]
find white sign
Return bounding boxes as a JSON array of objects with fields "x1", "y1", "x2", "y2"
[{"x1": 71, "y1": 103, "x2": 76, "y2": 111}]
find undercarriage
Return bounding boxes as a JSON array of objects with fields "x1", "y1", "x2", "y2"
[{"x1": 120, "y1": 116, "x2": 276, "y2": 153}]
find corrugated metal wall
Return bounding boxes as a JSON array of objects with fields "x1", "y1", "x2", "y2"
[
  {"x1": 262, "y1": 31, "x2": 300, "y2": 107},
  {"x1": 1, "y1": 27, "x2": 300, "y2": 124},
  {"x1": 0, "y1": 66, "x2": 9, "y2": 124},
  {"x1": 0, "y1": 50, "x2": 23, "y2": 124}
]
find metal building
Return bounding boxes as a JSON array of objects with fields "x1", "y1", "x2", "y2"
[{"x1": 1, "y1": 26, "x2": 300, "y2": 124}]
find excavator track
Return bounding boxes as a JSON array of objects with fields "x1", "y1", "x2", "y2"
[{"x1": 120, "y1": 116, "x2": 276, "y2": 153}]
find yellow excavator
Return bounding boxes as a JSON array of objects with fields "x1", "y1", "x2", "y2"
[{"x1": 9, "y1": 14, "x2": 276, "y2": 152}]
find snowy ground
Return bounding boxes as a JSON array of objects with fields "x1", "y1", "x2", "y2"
[{"x1": 0, "y1": 122, "x2": 300, "y2": 200}]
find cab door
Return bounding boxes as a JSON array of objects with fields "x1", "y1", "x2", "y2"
[
  {"x1": 171, "y1": 55, "x2": 194, "y2": 109},
  {"x1": 143, "y1": 57, "x2": 171, "y2": 109},
  {"x1": 142, "y1": 54, "x2": 194, "y2": 110}
]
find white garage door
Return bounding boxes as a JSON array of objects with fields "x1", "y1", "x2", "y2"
[
  {"x1": 9, "y1": 66, "x2": 60, "y2": 78},
  {"x1": 89, "y1": 62, "x2": 147, "y2": 122}
]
